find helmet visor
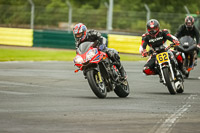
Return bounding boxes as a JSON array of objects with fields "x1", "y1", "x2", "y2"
[
  {"x1": 148, "y1": 27, "x2": 159, "y2": 34},
  {"x1": 75, "y1": 33, "x2": 83, "y2": 38},
  {"x1": 186, "y1": 22, "x2": 193, "y2": 28}
]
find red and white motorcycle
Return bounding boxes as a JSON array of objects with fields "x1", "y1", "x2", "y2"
[{"x1": 74, "y1": 41, "x2": 129, "y2": 98}]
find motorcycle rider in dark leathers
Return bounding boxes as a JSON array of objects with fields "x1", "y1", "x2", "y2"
[
  {"x1": 73, "y1": 23, "x2": 127, "y2": 80},
  {"x1": 175, "y1": 16, "x2": 200, "y2": 67},
  {"x1": 141, "y1": 19, "x2": 185, "y2": 82}
]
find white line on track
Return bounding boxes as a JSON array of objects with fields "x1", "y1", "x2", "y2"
[
  {"x1": 149, "y1": 94, "x2": 197, "y2": 133},
  {"x1": 0, "y1": 90, "x2": 32, "y2": 95},
  {"x1": 0, "y1": 81, "x2": 47, "y2": 88}
]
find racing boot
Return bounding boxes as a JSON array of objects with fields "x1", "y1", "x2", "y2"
[
  {"x1": 106, "y1": 49, "x2": 127, "y2": 80},
  {"x1": 113, "y1": 61, "x2": 127, "y2": 80},
  {"x1": 175, "y1": 69, "x2": 183, "y2": 82},
  {"x1": 194, "y1": 57, "x2": 197, "y2": 66},
  {"x1": 118, "y1": 65, "x2": 127, "y2": 80},
  {"x1": 194, "y1": 48, "x2": 199, "y2": 66},
  {"x1": 188, "y1": 65, "x2": 194, "y2": 72},
  {"x1": 159, "y1": 73, "x2": 164, "y2": 83},
  {"x1": 180, "y1": 64, "x2": 188, "y2": 75}
]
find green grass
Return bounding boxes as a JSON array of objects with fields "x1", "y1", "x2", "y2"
[{"x1": 0, "y1": 47, "x2": 146, "y2": 61}]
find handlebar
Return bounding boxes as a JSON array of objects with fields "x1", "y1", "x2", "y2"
[
  {"x1": 165, "y1": 43, "x2": 175, "y2": 51},
  {"x1": 142, "y1": 43, "x2": 176, "y2": 57}
]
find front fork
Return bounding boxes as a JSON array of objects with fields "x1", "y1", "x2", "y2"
[
  {"x1": 95, "y1": 71, "x2": 103, "y2": 84},
  {"x1": 159, "y1": 60, "x2": 175, "y2": 84}
]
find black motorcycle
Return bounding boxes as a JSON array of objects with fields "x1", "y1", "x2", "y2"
[
  {"x1": 144, "y1": 44, "x2": 184, "y2": 94},
  {"x1": 176, "y1": 36, "x2": 197, "y2": 78},
  {"x1": 155, "y1": 44, "x2": 184, "y2": 94}
]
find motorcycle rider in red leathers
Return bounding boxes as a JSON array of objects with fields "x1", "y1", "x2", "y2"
[
  {"x1": 73, "y1": 23, "x2": 127, "y2": 80},
  {"x1": 141, "y1": 19, "x2": 186, "y2": 82}
]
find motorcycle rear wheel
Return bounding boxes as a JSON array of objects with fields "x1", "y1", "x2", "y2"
[
  {"x1": 114, "y1": 81, "x2": 130, "y2": 98},
  {"x1": 176, "y1": 81, "x2": 184, "y2": 93},
  {"x1": 86, "y1": 69, "x2": 107, "y2": 98},
  {"x1": 163, "y1": 67, "x2": 177, "y2": 95},
  {"x1": 185, "y1": 71, "x2": 190, "y2": 78}
]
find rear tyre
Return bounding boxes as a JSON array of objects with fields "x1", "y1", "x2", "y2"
[
  {"x1": 114, "y1": 81, "x2": 130, "y2": 98},
  {"x1": 163, "y1": 67, "x2": 176, "y2": 95},
  {"x1": 176, "y1": 84, "x2": 184, "y2": 93},
  {"x1": 176, "y1": 79, "x2": 184, "y2": 93},
  {"x1": 185, "y1": 71, "x2": 190, "y2": 78},
  {"x1": 86, "y1": 70, "x2": 107, "y2": 98},
  {"x1": 113, "y1": 65, "x2": 130, "y2": 98}
]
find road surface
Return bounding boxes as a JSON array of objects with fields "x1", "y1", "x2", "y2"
[{"x1": 0, "y1": 61, "x2": 199, "y2": 133}]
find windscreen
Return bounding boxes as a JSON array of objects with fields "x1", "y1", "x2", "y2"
[
  {"x1": 76, "y1": 42, "x2": 94, "y2": 54},
  {"x1": 179, "y1": 36, "x2": 196, "y2": 47}
]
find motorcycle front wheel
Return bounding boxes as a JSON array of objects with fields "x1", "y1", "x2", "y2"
[
  {"x1": 86, "y1": 69, "x2": 107, "y2": 98},
  {"x1": 162, "y1": 67, "x2": 177, "y2": 95}
]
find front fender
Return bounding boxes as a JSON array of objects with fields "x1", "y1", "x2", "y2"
[
  {"x1": 160, "y1": 64, "x2": 169, "y2": 69},
  {"x1": 98, "y1": 61, "x2": 109, "y2": 79},
  {"x1": 83, "y1": 64, "x2": 99, "y2": 76}
]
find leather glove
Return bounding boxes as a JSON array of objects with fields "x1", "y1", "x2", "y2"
[
  {"x1": 173, "y1": 40, "x2": 180, "y2": 46},
  {"x1": 98, "y1": 44, "x2": 105, "y2": 51},
  {"x1": 197, "y1": 44, "x2": 200, "y2": 49},
  {"x1": 142, "y1": 49, "x2": 148, "y2": 57}
]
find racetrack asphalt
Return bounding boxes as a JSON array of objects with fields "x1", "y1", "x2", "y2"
[{"x1": 0, "y1": 60, "x2": 199, "y2": 133}]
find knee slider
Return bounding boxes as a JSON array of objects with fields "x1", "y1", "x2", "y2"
[
  {"x1": 107, "y1": 50, "x2": 120, "y2": 61},
  {"x1": 114, "y1": 53, "x2": 120, "y2": 60},
  {"x1": 176, "y1": 54, "x2": 183, "y2": 63},
  {"x1": 143, "y1": 67, "x2": 155, "y2": 75}
]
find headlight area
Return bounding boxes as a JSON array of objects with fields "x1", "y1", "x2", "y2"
[
  {"x1": 86, "y1": 49, "x2": 97, "y2": 61},
  {"x1": 74, "y1": 55, "x2": 83, "y2": 64}
]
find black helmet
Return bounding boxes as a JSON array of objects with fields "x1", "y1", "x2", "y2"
[
  {"x1": 185, "y1": 16, "x2": 194, "y2": 30},
  {"x1": 147, "y1": 19, "x2": 160, "y2": 36}
]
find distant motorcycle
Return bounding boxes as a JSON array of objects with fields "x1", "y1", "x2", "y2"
[
  {"x1": 73, "y1": 41, "x2": 130, "y2": 98},
  {"x1": 176, "y1": 36, "x2": 197, "y2": 78},
  {"x1": 147, "y1": 44, "x2": 184, "y2": 94}
]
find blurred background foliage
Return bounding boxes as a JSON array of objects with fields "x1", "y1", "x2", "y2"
[{"x1": 0, "y1": 0, "x2": 200, "y2": 35}]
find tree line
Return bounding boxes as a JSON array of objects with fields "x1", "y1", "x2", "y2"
[{"x1": 0, "y1": 0, "x2": 199, "y2": 34}]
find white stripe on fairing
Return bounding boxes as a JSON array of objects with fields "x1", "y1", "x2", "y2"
[{"x1": 149, "y1": 95, "x2": 197, "y2": 133}]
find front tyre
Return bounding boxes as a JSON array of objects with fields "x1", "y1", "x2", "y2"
[
  {"x1": 86, "y1": 70, "x2": 107, "y2": 98},
  {"x1": 163, "y1": 67, "x2": 176, "y2": 95}
]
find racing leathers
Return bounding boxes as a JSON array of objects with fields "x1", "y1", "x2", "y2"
[
  {"x1": 175, "y1": 24, "x2": 199, "y2": 44},
  {"x1": 141, "y1": 29, "x2": 184, "y2": 81},
  {"x1": 75, "y1": 30, "x2": 127, "y2": 79},
  {"x1": 175, "y1": 24, "x2": 200, "y2": 66}
]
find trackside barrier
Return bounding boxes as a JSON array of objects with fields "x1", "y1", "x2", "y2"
[
  {"x1": 108, "y1": 34, "x2": 142, "y2": 54},
  {"x1": 0, "y1": 27, "x2": 199, "y2": 57},
  {"x1": 0, "y1": 27, "x2": 33, "y2": 46},
  {"x1": 33, "y1": 30, "x2": 75, "y2": 49},
  {"x1": 33, "y1": 30, "x2": 108, "y2": 49}
]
